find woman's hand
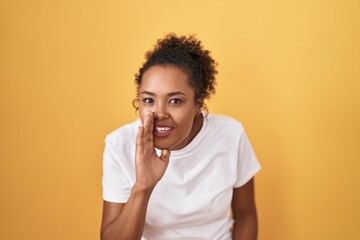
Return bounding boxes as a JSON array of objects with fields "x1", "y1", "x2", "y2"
[{"x1": 135, "y1": 112, "x2": 171, "y2": 190}]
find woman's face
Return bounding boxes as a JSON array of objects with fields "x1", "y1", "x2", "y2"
[{"x1": 138, "y1": 65, "x2": 203, "y2": 150}]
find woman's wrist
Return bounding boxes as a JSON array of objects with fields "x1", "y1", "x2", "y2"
[{"x1": 133, "y1": 182, "x2": 155, "y2": 196}]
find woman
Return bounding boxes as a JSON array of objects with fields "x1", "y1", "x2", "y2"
[{"x1": 100, "y1": 34, "x2": 261, "y2": 240}]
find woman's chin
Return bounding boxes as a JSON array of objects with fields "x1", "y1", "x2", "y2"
[
  {"x1": 154, "y1": 141, "x2": 173, "y2": 150},
  {"x1": 154, "y1": 144, "x2": 170, "y2": 150}
]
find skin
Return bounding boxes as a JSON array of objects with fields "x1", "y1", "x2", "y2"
[
  {"x1": 100, "y1": 65, "x2": 258, "y2": 240},
  {"x1": 232, "y1": 178, "x2": 258, "y2": 240}
]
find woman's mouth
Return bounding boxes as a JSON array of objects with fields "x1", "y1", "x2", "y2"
[{"x1": 154, "y1": 126, "x2": 173, "y2": 138}]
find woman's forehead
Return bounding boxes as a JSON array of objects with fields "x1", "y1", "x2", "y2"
[{"x1": 140, "y1": 65, "x2": 194, "y2": 94}]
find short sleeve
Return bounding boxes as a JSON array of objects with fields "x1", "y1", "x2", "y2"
[
  {"x1": 102, "y1": 135, "x2": 132, "y2": 203},
  {"x1": 233, "y1": 129, "x2": 261, "y2": 188}
]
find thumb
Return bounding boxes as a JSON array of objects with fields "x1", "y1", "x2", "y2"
[{"x1": 160, "y1": 149, "x2": 171, "y2": 164}]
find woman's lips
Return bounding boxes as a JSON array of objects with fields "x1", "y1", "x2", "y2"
[{"x1": 154, "y1": 126, "x2": 173, "y2": 138}]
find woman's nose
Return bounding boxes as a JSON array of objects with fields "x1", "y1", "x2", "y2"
[{"x1": 154, "y1": 103, "x2": 169, "y2": 120}]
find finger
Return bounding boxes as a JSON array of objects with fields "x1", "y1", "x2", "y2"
[
  {"x1": 143, "y1": 114, "x2": 149, "y2": 141},
  {"x1": 160, "y1": 149, "x2": 171, "y2": 164},
  {"x1": 149, "y1": 112, "x2": 154, "y2": 142},
  {"x1": 136, "y1": 126, "x2": 144, "y2": 150},
  {"x1": 143, "y1": 112, "x2": 150, "y2": 127},
  {"x1": 143, "y1": 113, "x2": 153, "y2": 142}
]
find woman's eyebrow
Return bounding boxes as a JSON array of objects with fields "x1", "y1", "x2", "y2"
[
  {"x1": 140, "y1": 91, "x2": 186, "y2": 96},
  {"x1": 167, "y1": 91, "x2": 185, "y2": 97},
  {"x1": 140, "y1": 91, "x2": 155, "y2": 96}
]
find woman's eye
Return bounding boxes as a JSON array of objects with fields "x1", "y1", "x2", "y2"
[
  {"x1": 142, "y1": 98, "x2": 154, "y2": 104},
  {"x1": 169, "y1": 98, "x2": 182, "y2": 104}
]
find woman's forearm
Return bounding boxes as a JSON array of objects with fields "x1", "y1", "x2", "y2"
[
  {"x1": 101, "y1": 185, "x2": 153, "y2": 240},
  {"x1": 232, "y1": 212, "x2": 258, "y2": 240}
]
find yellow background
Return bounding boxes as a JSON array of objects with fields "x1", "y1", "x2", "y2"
[{"x1": 1, "y1": 0, "x2": 359, "y2": 239}]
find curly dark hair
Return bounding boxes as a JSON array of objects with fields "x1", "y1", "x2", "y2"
[{"x1": 134, "y1": 33, "x2": 218, "y2": 109}]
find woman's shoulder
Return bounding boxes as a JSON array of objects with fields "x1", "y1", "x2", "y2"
[{"x1": 207, "y1": 114, "x2": 245, "y2": 131}]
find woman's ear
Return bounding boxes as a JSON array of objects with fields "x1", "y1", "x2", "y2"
[
  {"x1": 132, "y1": 98, "x2": 140, "y2": 115},
  {"x1": 197, "y1": 100, "x2": 208, "y2": 116}
]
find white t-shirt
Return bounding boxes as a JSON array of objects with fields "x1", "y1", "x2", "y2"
[{"x1": 102, "y1": 114, "x2": 261, "y2": 240}]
